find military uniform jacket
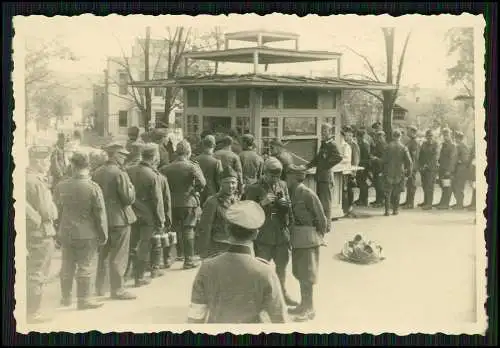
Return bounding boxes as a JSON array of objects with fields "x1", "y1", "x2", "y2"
[
  {"x1": 289, "y1": 183, "x2": 327, "y2": 248},
  {"x1": 438, "y1": 140, "x2": 458, "y2": 177},
  {"x1": 159, "y1": 159, "x2": 206, "y2": 208},
  {"x1": 306, "y1": 138, "x2": 343, "y2": 182},
  {"x1": 126, "y1": 162, "x2": 165, "y2": 227},
  {"x1": 239, "y1": 150, "x2": 264, "y2": 185},
  {"x1": 455, "y1": 141, "x2": 470, "y2": 175},
  {"x1": 357, "y1": 138, "x2": 371, "y2": 168},
  {"x1": 196, "y1": 193, "x2": 236, "y2": 258},
  {"x1": 406, "y1": 138, "x2": 421, "y2": 173},
  {"x1": 370, "y1": 139, "x2": 387, "y2": 173},
  {"x1": 26, "y1": 169, "x2": 58, "y2": 238},
  {"x1": 382, "y1": 141, "x2": 413, "y2": 185},
  {"x1": 188, "y1": 244, "x2": 287, "y2": 323},
  {"x1": 125, "y1": 138, "x2": 144, "y2": 153},
  {"x1": 50, "y1": 145, "x2": 67, "y2": 185},
  {"x1": 214, "y1": 149, "x2": 243, "y2": 183},
  {"x1": 53, "y1": 173, "x2": 108, "y2": 241},
  {"x1": 418, "y1": 140, "x2": 439, "y2": 172},
  {"x1": 156, "y1": 169, "x2": 173, "y2": 229},
  {"x1": 92, "y1": 160, "x2": 137, "y2": 227},
  {"x1": 195, "y1": 153, "x2": 223, "y2": 202},
  {"x1": 158, "y1": 142, "x2": 171, "y2": 168},
  {"x1": 242, "y1": 179, "x2": 291, "y2": 245},
  {"x1": 275, "y1": 151, "x2": 294, "y2": 180}
]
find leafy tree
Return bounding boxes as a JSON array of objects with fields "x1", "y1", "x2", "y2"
[
  {"x1": 445, "y1": 27, "x2": 474, "y2": 97},
  {"x1": 344, "y1": 28, "x2": 412, "y2": 141}
]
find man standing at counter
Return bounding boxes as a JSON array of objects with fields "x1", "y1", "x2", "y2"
[{"x1": 305, "y1": 123, "x2": 343, "y2": 232}]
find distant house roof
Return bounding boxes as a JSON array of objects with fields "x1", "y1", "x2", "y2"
[
  {"x1": 130, "y1": 74, "x2": 397, "y2": 91},
  {"x1": 393, "y1": 104, "x2": 408, "y2": 112}
]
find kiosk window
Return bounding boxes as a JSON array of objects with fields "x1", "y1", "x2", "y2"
[
  {"x1": 203, "y1": 88, "x2": 229, "y2": 108},
  {"x1": 261, "y1": 89, "x2": 279, "y2": 109},
  {"x1": 261, "y1": 117, "x2": 279, "y2": 154},
  {"x1": 118, "y1": 110, "x2": 128, "y2": 128},
  {"x1": 186, "y1": 114, "x2": 201, "y2": 139},
  {"x1": 236, "y1": 117, "x2": 251, "y2": 135},
  {"x1": 235, "y1": 89, "x2": 250, "y2": 108},
  {"x1": 324, "y1": 117, "x2": 337, "y2": 140},
  {"x1": 283, "y1": 90, "x2": 318, "y2": 109},
  {"x1": 283, "y1": 117, "x2": 317, "y2": 136},
  {"x1": 186, "y1": 89, "x2": 199, "y2": 107}
]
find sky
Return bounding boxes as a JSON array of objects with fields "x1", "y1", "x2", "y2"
[{"x1": 14, "y1": 13, "x2": 483, "y2": 91}]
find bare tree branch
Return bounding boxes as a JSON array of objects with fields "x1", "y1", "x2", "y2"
[
  {"x1": 358, "y1": 89, "x2": 384, "y2": 102},
  {"x1": 342, "y1": 45, "x2": 381, "y2": 82},
  {"x1": 392, "y1": 30, "x2": 412, "y2": 103},
  {"x1": 341, "y1": 73, "x2": 378, "y2": 82}
]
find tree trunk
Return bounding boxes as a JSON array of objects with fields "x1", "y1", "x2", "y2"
[
  {"x1": 162, "y1": 87, "x2": 173, "y2": 127},
  {"x1": 144, "y1": 26, "x2": 152, "y2": 131},
  {"x1": 382, "y1": 28, "x2": 395, "y2": 142}
]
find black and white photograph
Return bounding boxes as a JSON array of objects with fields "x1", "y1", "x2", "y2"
[{"x1": 12, "y1": 13, "x2": 486, "y2": 335}]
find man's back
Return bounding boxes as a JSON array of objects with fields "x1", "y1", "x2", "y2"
[
  {"x1": 383, "y1": 141, "x2": 412, "y2": 183},
  {"x1": 160, "y1": 160, "x2": 206, "y2": 208},
  {"x1": 239, "y1": 150, "x2": 264, "y2": 184},
  {"x1": 54, "y1": 176, "x2": 106, "y2": 240},
  {"x1": 190, "y1": 250, "x2": 286, "y2": 323},
  {"x1": 195, "y1": 153, "x2": 221, "y2": 199}
]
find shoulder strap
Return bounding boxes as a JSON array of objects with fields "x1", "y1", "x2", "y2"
[{"x1": 256, "y1": 257, "x2": 270, "y2": 265}]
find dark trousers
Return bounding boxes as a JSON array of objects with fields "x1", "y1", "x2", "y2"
[
  {"x1": 438, "y1": 174, "x2": 453, "y2": 207},
  {"x1": 255, "y1": 243, "x2": 291, "y2": 295},
  {"x1": 356, "y1": 169, "x2": 369, "y2": 206},
  {"x1": 172, "y1": 207, "x2": 198, "y2": 263},
  {"x1": 342, "y1": 174, "x2": 355, "y2": 214},
  {"x1": 95, "y1": 226, "x2": 131, "y2": 295},
  {"x1": 404, "y1": 173, "x2": 417, "y2": 207},
  {"x1": 421, "y1": 170, "x2": 437, "y2": 206},
  {"x1": 60, "y1": 239, "x2": 98, "y2": 302},
  {"x1": 452, "y1": 168, "x2": 468, "y2": 207},
  {"x1": 384, "y1": 182, "x2": 403, "y2": 213},
  {"x1": 26, "y1": 237, "x2": 55, "y2": 316},
  {"x1": 373, "y1": 172, "x2": 384, "y2": 203},
  {"x1": 316, "y1": 181, "x2": 333, "y2": 231}
]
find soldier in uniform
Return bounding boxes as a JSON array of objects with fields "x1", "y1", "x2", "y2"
[
  {"x1": 196, "y1": 166, "x2": 238, "y2": 259},
  {"x1": 93, "y1": 143, "x2": 137, "y2": 300},
  {"x1": 194, "y1": 135, "x2": 223, "y2": 206},
  {"x1": 466, "y1": 144, "x2": 476, "y2": 211},
  {"x1": 451, "y1": 131, "x2": 471, "y2": 210},
  {"x1": 53, "y1": 152, "x2": 108, "y2": 310},
  {"x1": 26, "y1": 146, "x2": 58, "y2": 323},
  {"x1": 50, "y1": 133, "x2": 69, "y2": 190},
  {"x1": 243, "y1": 157, "x2": 298, "y2": 306},
  {"x1": 125, "y1": 141, "x2": 144, "y2": 167},
  {"x1": 381, "y1": 130, "x2": 413, "y2": 216},
  {"x1": 306, "y1": 123, "x2": 343, "y2": 232},
  {"x1": 187, "y1": 200, "x2": 287, "y2": 324},
  {"x1": 418, "y1": 130, "x2": 439, "y2": 210},
  {"x1": 239, "y1": 134, "x2": 264, "y2": 187},
  {"x1": 285, "y1": 165, "x2": 328, "y2": 322},
  {"x1": 355, "y1": 128, "x2": 371, "y2": 207},
  {"x1": 341, "y1": 126, "x2": 359, "y2": 217},
  {"x1": 125, "y1": 126, "x2": 142, "y2": 153},
  {"x1": 214, "y1": 135, "x2": 243, "y2": 194},
  {"x1": 436, "y1": 128, "x2": 458, "y2": 210},
  {"x1": 401, "y1": 126, "x2": 421, "y2": 209},
  {"x1": 370, "y1": 130, "x2": 388, "y2": 207},
  {"x1": 269, "y1": 138, "x2": 294, "y2": 180},
  {"x1": 152, "y1": 128, "x2": 172, "y2": 168},
  {"x1": 126, "y1": 143, "x2": 165, "y2": 286},
  {"x1": 160, "y1": 140, "x2": 206, "y2": 269}
]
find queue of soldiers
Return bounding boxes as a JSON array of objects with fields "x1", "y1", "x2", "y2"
[{"x1": 25, "y1": 121, "x2": 475, "y2": 325}]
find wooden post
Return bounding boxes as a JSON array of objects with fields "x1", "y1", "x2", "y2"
[
  {"x1": 253, "y1": 50, "x2": 259, "y2": 74},
  {"x1": 295, "y1": 39, "x2": 299, "y2": 51},
  {"x1": 337, "y1": 57, "x2": 342, "y2": 78},
  {"x1": 225, "y1": 38, "x2": 229, "y2": 50},
  {"x1": 184, "y1": 57, "x2": 189, "y2": 76},
  {"x1": 257, "y1": 34, "x2": 262, "y2": 47}
]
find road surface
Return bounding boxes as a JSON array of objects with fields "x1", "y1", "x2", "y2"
[{"x1": 20, "y1": 187, "x2": 479, "y2": 333}]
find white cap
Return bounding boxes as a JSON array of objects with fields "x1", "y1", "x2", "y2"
[{"x1": 225, "y1": 200, "x2": 265, "y2": 230}]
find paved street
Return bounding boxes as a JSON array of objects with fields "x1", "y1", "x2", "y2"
[{"x1": 22, "y1": 187, "x2": 479, "y2": 333}]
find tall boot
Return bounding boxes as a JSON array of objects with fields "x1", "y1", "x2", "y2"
[
  {"x1": 150, "y1": 244, "x2": 164, "y2": 278},
  {"x1": 293, "y1": 283, "x2": 315, "y2": 322},
  {"x1": 384, "y1": 194, "x2": 391, "y2": 216},
  {"x1": 60, "y1": 276, "x2": 73, "y2": 307},
  {"x1": 404, "y1": 188, "x2": 416, "y2": 209},
  {"x1": 183, "y1": 238, "x2": 199, "y2": 269},
  {"x1": 438, "y1": 188, "x2": 452, "y2": 209},
  {"x1": 277, "y1": 271, "x2": 299, "y2": 307},
  {"x1": 77, "y1": 277, "x2": 103, "y2": 310},
  {"x1": 162, "y1": 247, "x2": 172, "y2": 269},
  {"x1": 134, "y1": 260, "x2": 151, "y2": 287},
  {"x1": 288, "y1": 282, "x2": 306, "y2": 314},
  {"x1": 392, "y1": 192, "x2": 401, "y2": 215}
]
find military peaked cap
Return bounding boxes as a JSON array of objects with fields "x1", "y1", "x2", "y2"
[
  {"x1": 28, "y1": 145, "x2": 52, "y2": 159},
  {"x1": 225, "y1": 200, "x2": 265, "y2": 230},
  {"x1": 269, "y1": 138, "x2": 287, "y2": 148},
  {"x1": 103, "y1": 141, "x2": 129, "y2": 155},
  {"x1": 202, "y1": 135, "x2": 216, "y2": 148},
  {"x1": 264, "y1": 157, "x2": 283, "y2": 172},
  {"x1": 286, "y1": 164, "x2": 307, "y2": 175}
]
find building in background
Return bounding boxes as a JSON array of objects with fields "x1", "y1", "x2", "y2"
[{"x1": 93, "y1": 38, "x2": 183, "y2": 138}]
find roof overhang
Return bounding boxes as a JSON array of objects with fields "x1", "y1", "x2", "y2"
[
  {"x1": 454, "y1": 95, "x2": 474, "y2": 101},
  {"x1": 183, "y1": 47, "x2": 341, "y2": 64},
  {"x1": 130, "y1": 74, "x2": 397, "y2": 91},
  {"x1": 224, "y1": 30, "x2": 300, "y2": 43}
]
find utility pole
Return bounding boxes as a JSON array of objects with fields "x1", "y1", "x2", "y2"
[{"x1": 144, "y1": 26, "x2": 152, "y2": 130}]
